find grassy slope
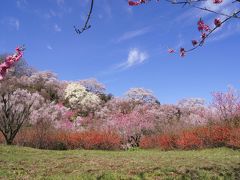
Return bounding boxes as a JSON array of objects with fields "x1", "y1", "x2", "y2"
[{"x1": 0, "y1": 145, "x2": 240, "y2": 180}]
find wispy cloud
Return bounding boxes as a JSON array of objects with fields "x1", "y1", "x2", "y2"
[
  {"x1": 16, "y1": 0, "x2": 28, "y2": 9},
  {"x1": 103, "y1": 1, "x2": 112, "y2": 18},
  {"x1": 117, "y1": 48, "x2": 149, "y2": 70},
  {"x1": 54, "y1": 24, "x2": 62, "y2": 32},
  {"x1": 176, "y1": 0, "x2": 236, "y2": 24},
  {"x1": 115, "y1": 27, "x2": 151, "y2": 43},
  {"x1": 10, "y1": 18, "x2": 20, "y2": 31},
  {"x1": 56, "y1": 0, "x2": 65, "y2": 7},
  {"x1": 201, "y1": 0, "x2": 231, "y2": 14},
  {"x1": 47, "y1": 45, "x2": 53, "y2": 50},
  {"x1": 209, "y1": 22, "x2": 240, "y2": 42},
  {"x1": 1, "y1": 17, "x2": 20, "y2": 31}
]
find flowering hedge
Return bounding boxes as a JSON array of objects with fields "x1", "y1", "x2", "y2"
[
  {"x1": 0, "y1": 128, "x2": 121, "y2": 150},
  {"x1": 140, "y1": 125, "x2": 240, "y2": 150},
  {"x1": 1, "y1": 125, "x2": 239, "y2": 150}
]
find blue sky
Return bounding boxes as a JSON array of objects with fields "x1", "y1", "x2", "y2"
[{"x1": 0, "y1": 0, "x2": 239, "y2": 104}]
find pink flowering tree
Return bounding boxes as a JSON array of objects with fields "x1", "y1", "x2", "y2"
[
  {"x1": 105, "y1": 105, "x2": 156, "y2": 147},
  {"x1": 149, "y1": 104, "x2": 183, "y2": 134},
  {"x1": 212, "y1": 87, "x2": 240, "y2": 125}
]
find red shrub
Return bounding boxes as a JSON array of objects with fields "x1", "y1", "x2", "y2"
[
  {"x1": 157, "y1": 135, "x2": 176, "y2": 150},
  {"x1": 195, "y1": 125, "x2": 231, "y2": 147},
  {"x1": 3, "y1": 128, "x2": 121, "y2": 150},
  {"x1": 140, "y1": 134, "x2": 175, "y2": 150},
  {"x1": 66, "y1": 131, "x2": 121, "y2": 150},
  {"x1": 140, "y1": 136, "x2": 157, "y2": 149},
  {"x1": 227, "y1": 127, "x2": 240, "y2": 149},
  {"x1": 209, "y1": 126, "x2": 231, "y2": 146},
  {"x1": 140, "y1": 125, "x2": 238, "y2": 150},
  {"x1": 176, "y1": 131, "x2": 203, "y2": 150}
]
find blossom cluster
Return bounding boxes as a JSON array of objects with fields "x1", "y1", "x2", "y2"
[
  {"x1": 0, "y1": 46, "x2": 25, "y2": 80},
  {"x1": 64, "y1": 83, "x2": 101, "y2": 114}
]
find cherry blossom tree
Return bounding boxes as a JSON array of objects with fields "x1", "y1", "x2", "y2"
[
  {"x1": 106, "y1": 105, "x2": 155, "y2": 147},
  {"x1": 125, "y1": 88, "x2": 159, "y2": 104},
  {"x1": 212, "y1": 87, "x2": 240, "y2": 125},
  {"x1": 0, "y1": 87, "x2": 44, "y2": 145},
  {"x1": 64, "y1": 82, "x2": 101, "y2": 116},
  {"x1": 28, "y1": 102, "x2": 74, "y2": 148},
  {"x1": 149, "y1": 104, "x2": 183, "y2": 134},
  {"x1": 20, "y1": 71, "x2": 65, "y2": 102},
  {"x1": 177, "y1": 98, "x2": 208, "y2": 125},
  {"x1": 79, "y1": 78, "x2": 106, "y2": 94}
]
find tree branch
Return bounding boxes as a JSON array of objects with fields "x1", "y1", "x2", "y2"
[
  {"x1": 186, "y1": 10, "x2": 240, "y2": 53},
  {"x1": 74, "y1": 0, "x2": 95, "y2": 34}
]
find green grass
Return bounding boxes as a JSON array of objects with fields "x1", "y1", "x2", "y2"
[{"x1": 0, "y1": 145, "x2": 240, "y2": 180}]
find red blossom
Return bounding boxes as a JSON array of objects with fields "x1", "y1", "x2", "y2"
[
  {"x1": 192, "y1": 40, "x2": 198, "y2": 46},
  {"x1": 128, "y1": 0, "x2": 146, "y2": 6},
  {"x1": 201, "y1": 33, "x2": 207, "y2": 40},
  {"x1": 180, "y1": 48, "x2": 186, "y2": 57},
  {"x1": 198, "y1": 18, "x2": 210, "y2": 32},
  {"x1": 213, "y1": 0, "x2": 223, "y2": 4},
  {"x1": 168, "y1": 48, "x2": 175, "y2": 53},
  {"x1": 214, "y1": 18, "x2": 221, "y2": 27}
]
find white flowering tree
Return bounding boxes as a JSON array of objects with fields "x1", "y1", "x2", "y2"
[
  {"x1": 177, "y1": 98, "x2": 207, "y2": 125},
  {"x1": 22, "y1": 71, "x2": 65, "y2": 102},
  {"x1": 65, "y1": 83, "x2": 101, "y2": 116},
  {"x1": 79, "y1": 78, "x2": 106, "y2": 94},
  {"x1": 0, "y1": 88, "x2": 44, "y2": 145},
  {"x1": 125, "y1": 87, "x2": 159, "y2": 104}
]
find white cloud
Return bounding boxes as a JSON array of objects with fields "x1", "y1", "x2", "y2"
[
  {"x1": 47, "y1": 45, "x2": 53, "y2": 50},
  {"x1": 54, "y1": 24, "x2": 62, "y2": 32},
  {"x1": 117, "y1": 48, "x2": 149, "y2": 69},
  {"x1": 116, "y1": 27, "x2": 151, "y2": 43}
]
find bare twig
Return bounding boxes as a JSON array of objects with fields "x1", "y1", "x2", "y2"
[
  {"x1": 74, "y1": 0, "x2": 94, "y2": 34},
  {"x1": 166, "y1": 0, "x2": 239, "y2": 18},
  {"x1": 192, "y1": 5, "x2": 240, "y2": 18}
]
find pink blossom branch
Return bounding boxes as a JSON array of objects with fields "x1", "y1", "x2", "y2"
[
  {"x1": 185, "y1": 10, "x2": 240, "y2": 53},
  {"x1": 0, "y1": 45, "x2": 25, "y2": 80}
]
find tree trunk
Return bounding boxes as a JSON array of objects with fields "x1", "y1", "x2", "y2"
[{"x1": 5, "y1": 138, "x2": 13, "y2": 145}]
